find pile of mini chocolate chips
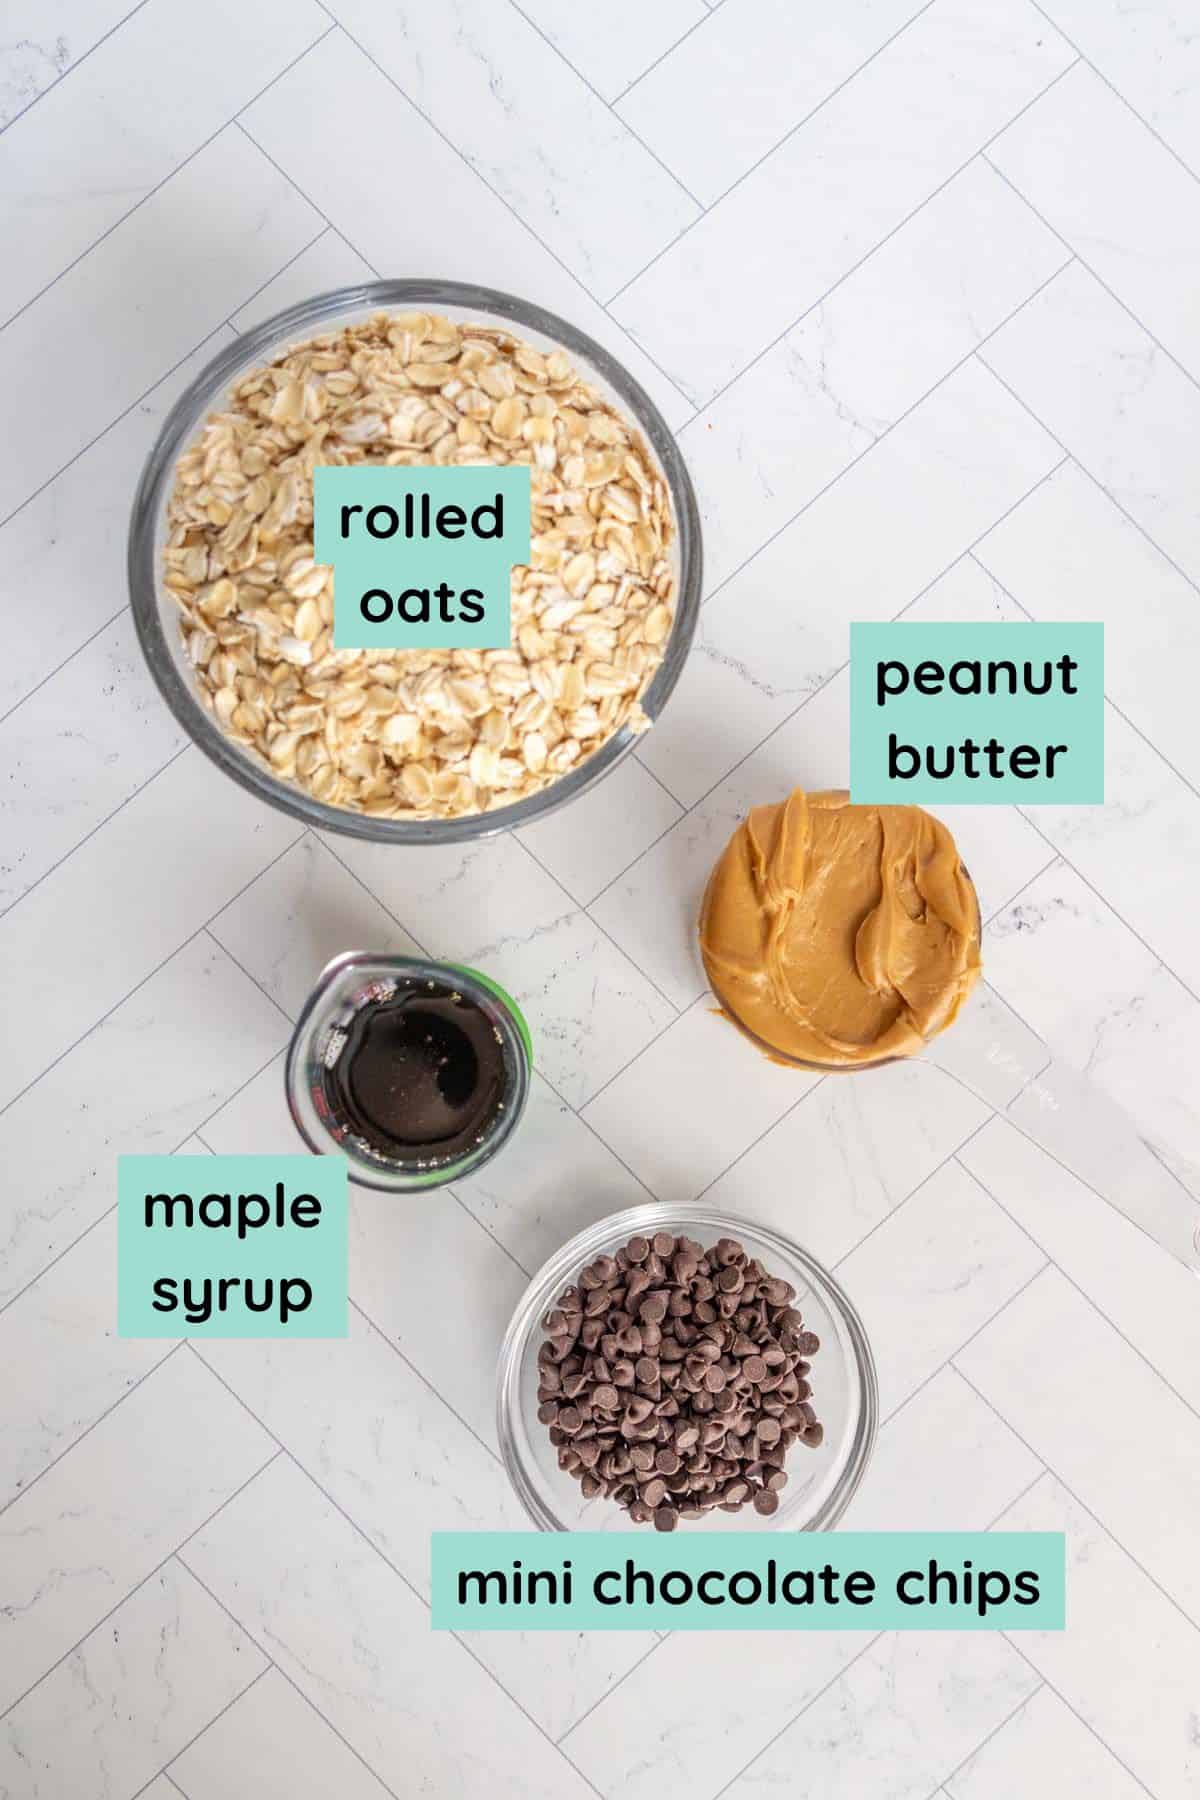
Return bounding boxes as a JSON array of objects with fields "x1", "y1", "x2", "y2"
[{"x1": 537, "y1": 1230, "x2": 823, "y2": 1530}]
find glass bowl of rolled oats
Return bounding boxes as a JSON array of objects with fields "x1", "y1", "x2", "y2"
[{"x1": 128, "y1": 281, "x2": 701, "y2": 841}]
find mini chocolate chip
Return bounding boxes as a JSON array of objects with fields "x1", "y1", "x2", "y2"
[
  {"x1": 627, "y1": 1235, "x2": 650, "y2": 1263},
  {"x1": 653, "y1": 1506, "x2": 678, "y2": 1532},
  {"x1": 753, "y1": 1488, "x2": 779, "y2": 1516}
]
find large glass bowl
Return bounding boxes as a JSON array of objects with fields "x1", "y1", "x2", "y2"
[
  {"x1": 497, "y1": 1204, "x2": 877, "y2": 1533},
  {"x1": 128, "y1": 279, "x2": 702, "y2": 844}
]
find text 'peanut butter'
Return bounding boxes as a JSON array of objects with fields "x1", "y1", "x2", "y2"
[{"x1": 699, "y1": 789, "x2": 981, "y2": 1069}]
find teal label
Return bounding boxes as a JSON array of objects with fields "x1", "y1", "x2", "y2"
[
  {"x1": 850, "y1": 622, "x2": 1103, "y2": 804},
  {"x1": 118, "y1": 1155, "x2": 348, "y2": 1337},
  {"x1": 431, "y1": 1532, "x2": 1065, "y2": 1631},
  {"x1": 313, "y1": 465, "x2": 531, "y2": 650}
]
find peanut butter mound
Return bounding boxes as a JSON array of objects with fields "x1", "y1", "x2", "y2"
[{"x1": 699, "y1": 789, "x2": 981, "y2": 1069}]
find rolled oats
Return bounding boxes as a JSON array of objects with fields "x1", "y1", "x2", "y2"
[{"x1": 164, "y1": 312, "x2": 677, "y2": 821}]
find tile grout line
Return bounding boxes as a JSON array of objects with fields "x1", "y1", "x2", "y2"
[
  {"x1": 690, "y1": 254, "x2": 1076, "y2": 618},
  {"x1": 700, "y1": 1470, "x2": 1059, "y2": 1799},
  {"x1": 0, "y1": 825, "x2": 304, "y2": 1125},
  {"x1": 172, "y1": 1553, "x2": 407, "y2": 1800},
  {"x1": 314, "y1": 828, "x2": 672, "y2": 1128},
  {"x1": 975, "y1": 353, "x2": 1200, "y2": 604},
  {"x1": 0, "y1": 1447, "x2": 285, "y2": 1724},
  {"x1": 0, "y1": 1029, "x2": 292, "y2": 1324},
  {"x1": 505, "y1": 0, "x2": 705, "y2": 210},
  {"x1": 981, "y1": 151, "x2": 1200, "y2": 401},
  {"x1": 0, "y1": 1340, "x2": 186, "y2": 1520},
  {"x1": 304, "y1": 9, "x2": 695, "y2": 419},
  {"x1": 0, "y1": 602, "x2": 128, "y2": 728},
  {"x1": 0, "y1": 221, "x2": 329, "y2": 540},
  {"x1": 0, "y1": 0, "x2": 155, "y2": 138},
  {"x1": 180, "y1": 1352, "x2": 610, "y2": 1800},
  {"x1": 973, "y1": 550, "x2": 1200, "y2": 805},
  {"x1": 1011, "y1": 806, "x2": 1200, "y2": 1010},
  {"x1": 954, "y1": 1368, "x2": 1200, "y2": 1644},
  {"x1": 1026, "y1": 0, "x2": 1200, "y2": 187},
  {"x1": 128, "y1": 1661, "x2": 274, "y2": 1800},
  {"x1": 514, "y1": 833, "x2": 683, "y2": 1017},
  {"x1": 607, "y1": 54, "x2": 1081, "y2": 401},
  {"x1": 936, "y1": 1681, "x2": 1046, "y2": 1800},
  {"x1": 604, "y1": 0, "x2": 945, "y2": 305},
  {"x1": 998, "y1": 1632, "x2": 1159, "y2": 1800},
  {"x1": 631, "y1": 751, "x2": 687, "y2": 814},
  {"x1": 584, "y1": 456, "x2": 1070, "y2": 921},
  {"x1": 0, "y1": 25, "x2": 339, "y2": 337},
  {"x1": 955, "y1": 1157, "x2": 1200, "y2": 1430},
  {"x1": 346, "y1": 1295, "x2": 509, "y2": 1470},
  {"x1": 693, "y1": 1073, "x2": 829, "y2": 1203},
  {"x1": 611, "y1": 7, "x2": 717, "y2": 104},
  {"x1": 0, "y1": 742, "x2": 192, "y2": 924}
]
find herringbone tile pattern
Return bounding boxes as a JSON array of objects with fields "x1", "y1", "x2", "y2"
[{"x1": 2, "y1": 3, "x2": 1199, "y2": 1796}]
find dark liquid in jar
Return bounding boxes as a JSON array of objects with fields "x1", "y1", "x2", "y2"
[{"x1": 321, "y1": 980, "x2": 507, "y2": 1167}]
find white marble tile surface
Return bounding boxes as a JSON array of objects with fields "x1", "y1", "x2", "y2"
[
  {"x1": 0, "y1": 611, "x2": 186, "y2": 912},
  {"x1": 839, "y1": 1367, "x2": 1042, "y2": 1534},
  {"x1": 726, "y1": 1631, "x2": 1039, "y2": 1800},
  {"x1": 0, "y1": 1, "x2": 135, "y2": 129},
  {"x1": 989, "y1": 62, "x2": 1200, "y2": 380},
  {"x1": 706, "y1": 1057, "x2": 990, "y2": 1266},
  {"x1": 986, "y1": 858, "x2": 1200, "y2": 1164},
  {"x1": 328, "y1": 829, "x2": 676, "y2": 1106},
  {"x1": 184, "y1": 1456, "x2": 599, "y2": 1799},
  {"x1": 0, "y1": 127, "x2": 318, "y2": 520},
  {"x1": 583, "y1": 994, "x2": 815, "y2": 1200},
  {"x1": 0, "y1": 1563, "x2": 266, "y2": 1800},
  {"x1": 976, "y1": 460, "x2": 1200, "y2": 788},
  {"x1": 1031, "y1": 0, "x2": 1200, "y2": 177},
  {"x1": 0, "y1": 330, "x2": 228, "y2": 715},
  {"x1": 996, "y1": 1477, "x2": 1200, "y2": 1800},
  {"x1": 635, "y1": 361, "x2": 1061, "y2": 809},
  {"x1": 519, "y1": 0, "x2": 705, "y2": 104},
  {"x1": 612, "y1": 0, "x2": 1074, "y2": 402},
  {"x1": 209, "y1": 833, "x2": 422, "y2": 1021},
  {"x1": 833, "y1": 1160, "x2": 1045, "y2": 1418},
  {"x1": 0, "y1": 0, "x2": 327, "y2": 324},
  {"x1": 517, "y1": 753, "x2": 683, "y2": 905},
  {"x1": 959, "y1": 1266, "x2": 1200, "y2": 1626},
  {"x1": 946, "y1": 1684, "x2": 1146, "y2": 1800},
  {"x1": 616, "y1": 0, "x2": 930, "y2": 204},
  {"x1": 0, "y1": 934, "x2": 288, "y2": 1308},
  {"x1": 195, "y1": 1310, "x2": 655, "y2": 1741},
  {"x1": 0, "y1": 749, "x2": 299, "y2": 1108},
  {"x1": 3, "y1": 4, "x2": 1198, "y2": 1794},
  {"x1": 982, "y1": 261, "x2": 1200, "y2": 585},
  {"x1": 452, "y1": 1069, "x2": 647, "y2": 1271},
  {"x1": 680, "y1": 162, "x2": 1066, "y2": 590},
  {"x1": 170, "y1": 1668, "x2": 393, "y2": 1800},
  {"x1": 0, "y1": 1212, "x2": 176, "y2": 1506},
  {"x1": 0, "y1": 1351, "x2": 272, "y2": 1714},
  {"x1": 961, "y1": 1116, "x2": 1200, "y2": 1405},
  {"x1": 319, "y1": 0, "x2": 698, "y2": 295},
  {"x1": 241, "y1": 31, "x2": 693, "y2": 427}
]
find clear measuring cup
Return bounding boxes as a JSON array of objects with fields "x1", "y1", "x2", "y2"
[{"x1": 284, "y1": 950, "x2": 532, "y2": 1192}]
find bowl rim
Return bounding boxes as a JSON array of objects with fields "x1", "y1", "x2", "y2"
[
  {"x1": 127, "y1": 277, "x2": 703, "y2": 845},
  {"x1": 496, "y1": 1201, "x2": 879, "y2": 1533}
]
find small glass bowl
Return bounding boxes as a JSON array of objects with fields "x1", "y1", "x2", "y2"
[
  {"x1": 285, "y1": 951, "x2": 532, "y2": 1192},
  {"x1": 497, "y1": 1204, "x2": 877, "y2": 1533},
  {"x1": 128, "y1": 279, "x2": 702, "y2": 844}
]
